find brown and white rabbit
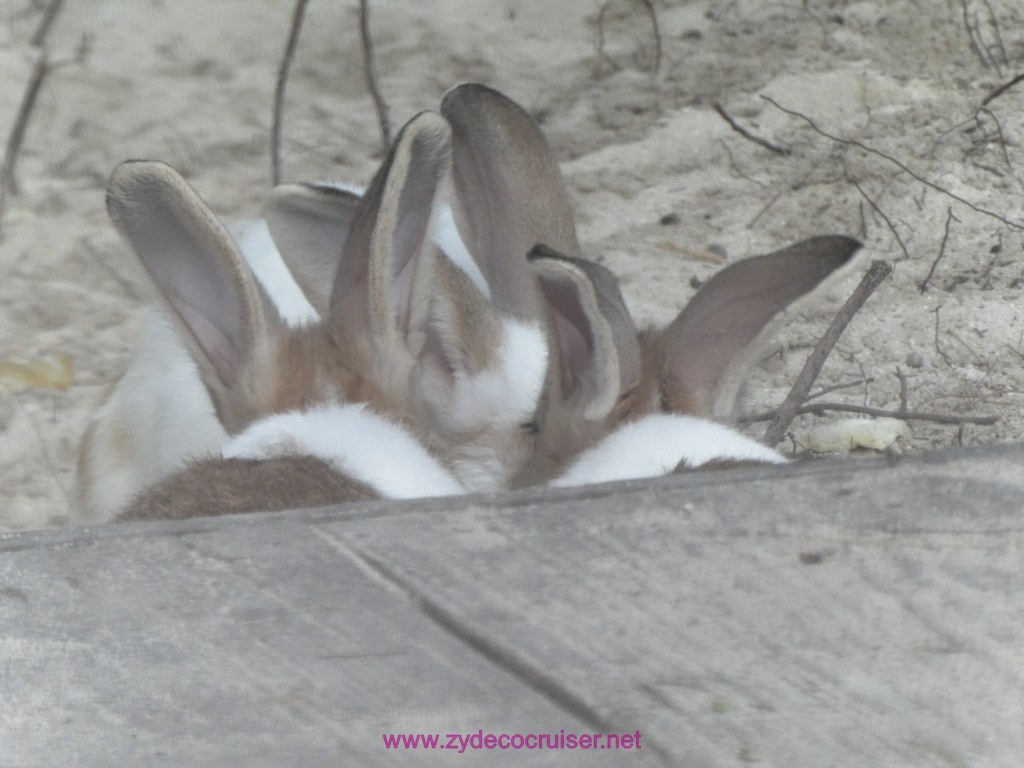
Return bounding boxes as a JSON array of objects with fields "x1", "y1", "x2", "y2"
[
  {"x1": 119, "y1": 454, "x2": 377, "y2": 522},
  {"x1": 431, "y1": 84, "x2": 862, "y2": 486},
  {"x1": 74, "y1": 185, "x2": 362, "y2": 523},
  {"x1": 117, "y1": 400, "x2": 482, "y2": 521},
  {"x1": 80, "y1": 108, "x2": 549, "y2": 521},
  {"x1": 262, "y1": 83, "x2": 860, "y2": 490}
]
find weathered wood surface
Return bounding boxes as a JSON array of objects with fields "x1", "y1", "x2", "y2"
[{"x1": 3, "y1": 443, "x2": 1024, "y2": 766}]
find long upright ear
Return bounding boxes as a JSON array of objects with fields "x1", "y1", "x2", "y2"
[
  {"x1": 106, "y1": 161, "x2": 281, "y2": 408},
  {"x1": 328, "y1": 111, "x2": 452, "y2": 353},
  {"x1": 262, "y1": 183, "x2": 362, "y2": 318},
  {"x1": 440, "y1": 83, "x2": 580, "y2": 319},
  {"x1": 528, "y1": 245, "x2": 640, "y2": 421},
  {"x1": 659, "y1": 235, "x2": 862, "y2": 419}
]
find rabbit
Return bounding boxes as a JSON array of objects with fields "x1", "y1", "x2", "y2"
[
  {"x1": 432, "y1": 84, "x2": 862, "y2": 486},
  {"x1": 118, "y1": 401, "x2": 468, "y2": 522},
  {"x1": 83, "y1": 106, "x2": 550, "y2": 522},
  {"x1": 74, "y1": 185, "x2": 363, "y2": 524},
  {"x1": 119, "y1": 455, "x2": 378, "y2": 521},
  {"x1": 542, "y1": 234, "x2": 862, "y2": 487}
]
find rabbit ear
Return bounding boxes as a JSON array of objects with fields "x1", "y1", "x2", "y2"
[
  {"x1": 659, "y1": 235, "x2": 862, "y2": 419},
  {"x1": 328, "y1": 111, "x2": 452, "y2": 353},
  {"x1": 106, "y1": 161, "x2": 281, "y2": 402},
  {"x1": 262, "y1": 183, "x2": 362, "y2": 318},
  {"x1": 528, "y1": 245, "x2": 640, "y2": 421},
  {"x1": 440, "y1": 83, "x2": 579, "y2": 318}
]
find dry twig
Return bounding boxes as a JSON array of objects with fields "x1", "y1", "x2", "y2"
[
  {"x1": 894, "y1": 367, "x2": 908, "y2": 412},
  {"x1": 272, "y1": 0, "x2": 310, "y2": 185},
  {"x1": 918, "y1": 207, "x2": 958, "y2": 293},
  {"x1": 639, "y1": 0, "x2": 662, "y2": 75},
  {"x1": 933, "y1": 304, "x2": 953, "y2": 366},
  {"x1": 713, "y1": 102, "x2": 790, "y2": 156},
  {"x1": 850, "y1": 178, "x2": 909, "y2": 260},
  {"x1": 761, "y1": 95, "x2": 1024, "y2": 230},
  {"x1": 31, "y1": 0, "x2": 65, "y2": 46},
  {"x1": 763, "y1": 260, "x2": 892, "y2": 446},
  {"x1": 745, "y1": 401, "x2": 997, "y2": 427},
  {"x1": 982, "y1": 72, "x2": 1024, "y2": 106},
  {"x1": 0, "y1": 51, "x2": 49, "y2": 238},
  {"x1": 359, "y1": 0, "x2": 392, "y2": 152}
]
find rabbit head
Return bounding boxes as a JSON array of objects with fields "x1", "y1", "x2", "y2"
[
  {"x1": 546, "y1": 235, "x2": 863, "y2": 487},
  {"x1": 104, "y1": 111, "x2": 457, "y2": 444}
]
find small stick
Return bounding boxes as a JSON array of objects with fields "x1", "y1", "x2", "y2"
[
  {"x1": 981, "y1": 72, "x2": 1024, "y2": 106},
  {"x1": 713, "y1": 102, "x2": 790, "y2": 156},
  {"x1": 807, "y1": 377, "x2": 874, "y2": 400},
  {"x1": 744, "y1": 401, "x2": 997, "y2": 427},
  {"x1": 359, "y1": 0, "x2": 392, "y2": 152},
  {"x1": 272, "y1": 0, "x2": 311, "y2": 185},
  {"x1": 933, "y1": 304, "x2": 953, "y2": 366},
  {"x1": 763, "y1": 260, "x2": 892, "y2": 446},
  {"x1": 761, "y1": 95, "x2": 1024, "y2": 230},
  {"x1": 851, "y1": 178, "x2": 909, "y2": 260},
  {"x1": 918, "y1": 207, "x2": 957, "y2": 293},
  {"x1": 0, "y1": 51, "x2": 50, "y2": 237},
  {"x1": 980, "y1": 0, "x2": 1009, "y2": 68},
  {"x1": 894, "y1": 367, "x2": 908, "y2": 413},
  {"x1": 961, "y1": 0, "x2": 993, "y2": 69},
  {"x1": 655, "y1": 241, "x2": 727, "y2": 264},
  {"x1": 31, "y1": 0, "x2": 66, "y2": 47},
  {"x1": 639, "y1": 0, "x2": 662, "y2": 75}
]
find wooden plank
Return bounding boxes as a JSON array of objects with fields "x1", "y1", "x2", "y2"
[
  {"x1": 3, "y1": 442, "x2": 1024, "y2": 765},
  {"x1": 0, "y1": 516, "x2": 597, "y2": 767},
  {"x1": 319, "y1": 443, "x2": 1024, "y2": 766}
]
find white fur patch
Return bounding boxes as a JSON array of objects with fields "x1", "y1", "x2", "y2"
[
  {"x1": 221, "y1": 403, "x2": 465, "y2": 499},
  {"x1": 434, "y1": 205, "x2": 491, "y2": 300},
  {"x1": 230, "y1": 218, "x2": 320, "y2": 326},
  {"x1": 550, "y1": 414, "x2": 786, "y2": 488},
  {"x1": 444, "y1": 319, "x2": 548, "y2": 431}
]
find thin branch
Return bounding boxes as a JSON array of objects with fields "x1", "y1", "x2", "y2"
[
  {"x1": 961, "y1": 0, "x2": 993, "y2": 68},
  {"x1": 981, "y1": 72, "x2": 1024, "y2": 106},
  {"x1": 713, "y1": 102, "x2": 790, "y2": 156},
  {"x1": 30, "y1": 0, "x2": 66, "y2": 47},
  {"x1": 933, "y1": 304, "x2": 953, "y2": 366},
  {"x1": 359, "y1": 0, "x2": 392, "y2": 152},
  {"x1": 807, "y1": 377, "x2": 874, "y2": 400},
  {"x1": 639, "y1": 0, "x2": 662, "y2": 75},
  {"x1": 272, "y1": 0, "x2": 311, "y2": 185},
  {"x1": 918, "y1": 207, "x2": 958, "y2": 293},
  {"x1": 894, "y1": 367, "x2": 908, "y2": 413},
  {"x1": 980, "y1": 0, "x2": 1009, "y2": 68},
  {"x1": 0, "y1": 51, "x2": 50, "y2": 238},
  {"x1": 760, "y1": 95, "x2": 1024, "y2": 230},
  {"x1": 850, "y1": 178, "x2": 909, "y2": 260},
  {"x1": 763, "y1": 260, "x2": 893, "y2": 446},
  {"x1": 744, "y1": 401, "x2": 997, "y2": 427},
  {"x1": 976, "y1": 107, "x2": 1014, "y2": 176},
  {"x1": 593, "y1": 2, "x2": 618, "y2": 77}
]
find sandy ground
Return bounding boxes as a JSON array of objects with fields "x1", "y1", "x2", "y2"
[{"x1": 1, "y1": 0, "x2": 1022, "y2": 531}]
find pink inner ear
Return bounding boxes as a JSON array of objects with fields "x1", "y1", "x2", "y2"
[
  {"x1": 169, "y1": 296, "x2": 243, "y2": 388},
  {"x1": 550, "y1": 308, "x2": 590, "y2": 398},
  {"x1": 537, "y1": 272, "x2": 595, "y2": 400}
]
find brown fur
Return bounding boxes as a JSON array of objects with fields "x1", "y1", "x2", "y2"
[{"x1": 119, "y1": 455, "x2": 377, "y2": 521}]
